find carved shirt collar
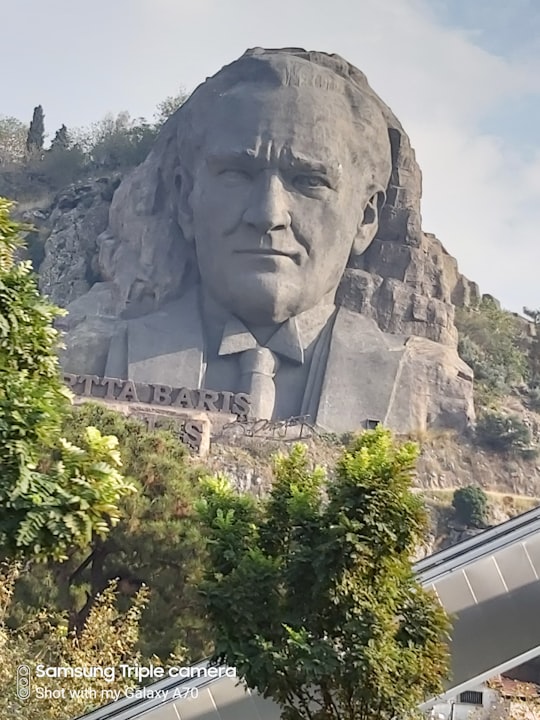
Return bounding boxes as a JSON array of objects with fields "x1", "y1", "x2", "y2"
[{"x1": 217, "y1": 301, "x2": 336, "y2": 365}]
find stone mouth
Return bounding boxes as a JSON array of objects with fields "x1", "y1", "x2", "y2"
[
  {"x1": 236, "y1": 248, "x2": 291, "y2": 255},
  {"x1": 235, "y1": 249, "x2": 300, "y2": 263}
]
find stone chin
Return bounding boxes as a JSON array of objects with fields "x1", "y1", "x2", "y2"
[{"x1": 205, "y1": 269, "x2": 314, "y2": 326}]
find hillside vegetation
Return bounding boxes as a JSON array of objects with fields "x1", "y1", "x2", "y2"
[{"x1": 0, "y1": 92, "x2": 186, "y2": 200}]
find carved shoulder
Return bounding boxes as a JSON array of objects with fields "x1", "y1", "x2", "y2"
[{"x1": 60, "y1": 317, "x2": 126, "y2": 378}]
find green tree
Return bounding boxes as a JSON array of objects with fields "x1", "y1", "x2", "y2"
[
  {"x1": 26, "y1": 105, "x2": 45, "y2": 155},
  {"x1": 456, "y1": 297, "x2": 527, "y2": 403},
  {"x1": 50, "y1": 124, "x2": 70, "y2": 151},
  {"x1": 197, "y1": 427, "x2": 451, "y2": 720},
  {"x1": 10, "y1": 402, "x2": 212, "y2": 662},
  {"x1": 452, "y1": 486, "x2": 488, "y2": 528},
  {"x1": 0, "y1": 199, "x2": 135, "y2": 562},
  {"x1": 475, "y1": 410, "x2": 535, "y2": 456},
  {"x1": 0, "y1": 116, "x2": 28, "y2": 165},
  {"x1": 523, "y1": 308, "x2": 540, "y2": 402},
  {"x1": 72, "y1": 111, "x2": 157, "y2": 169},
  {"x1": 41, "y1": 128, "x2": 86, "y2": 189},
  {"x1": 154, "y1": 89, "x2": 188, "y2": 125},
  {"x1": 0, "y1": 563, "x2": 153, "y2": 719}
]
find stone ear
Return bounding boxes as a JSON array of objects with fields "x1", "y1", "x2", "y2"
[
  {"x1": 352, "y1": 190, "x2": 385, "y2": 256},
  {"x1": 175, "y1": 167, "x2": 195, "y2": 242}
]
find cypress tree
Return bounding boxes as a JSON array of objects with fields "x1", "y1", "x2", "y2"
[
  {"x1": 26, "y1": 105, "x2": 45, "y2": 154},
  {"x1": 50, "y1": 123, "x2": 70, "y2": 151}
]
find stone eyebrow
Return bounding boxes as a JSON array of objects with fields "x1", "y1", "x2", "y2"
[
  {"x1": 206, "y1": 149, "x2": 339, "y2": 178},
  {"x1": 286, "y1": 153, "x2": 335, "y2": 176},
  {"x1": 206, "y1": 150, "x2": 258, "y2": 167}
]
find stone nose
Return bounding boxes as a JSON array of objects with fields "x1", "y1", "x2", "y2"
[{"x1": 242, "y1": 172, "x2": 292, "y2": 234}]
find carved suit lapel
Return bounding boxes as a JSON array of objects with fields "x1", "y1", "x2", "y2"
[
  {"x1": 126, "y1": 287, "x2": 205, "y2": 388},
  {"x1": 312, "y1": 307, "x2": 407, "y2": 433}
]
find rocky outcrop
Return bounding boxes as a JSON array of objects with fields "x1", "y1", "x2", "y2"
[
  {"x1": 335, "y1": 120, "x2": 480, "y2": 348},
  {"x1": 338, "y1": 234, "x2": 481, "y2": 346},
  {"x1": 37, "y1": 176, "x2": 120, "y2": 307}
]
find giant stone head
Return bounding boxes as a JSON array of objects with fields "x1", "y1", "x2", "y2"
[
  {"x1": 96, "y1": 48, "x2": 421, "y2": 320},
  {"x1": 175, "y1": 49, "x2": 392, "y2": 325},
  {"x1": 61, "y1": 48, "x2": 475, "y2": 434}
]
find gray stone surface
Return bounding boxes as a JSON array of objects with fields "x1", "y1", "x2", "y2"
[
  {"x1": 39, "y1": 177, "x2": 120, "y2": 306},
  {"x1": 58, "y1": 47, "x2": 476, "y2": 433}
]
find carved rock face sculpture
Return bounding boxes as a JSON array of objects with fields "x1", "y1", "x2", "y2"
[
  {"x1": 184, "y1": 80, "x2": 390, "y2": 327},
  {"x1": 59, "y1": 48, "x2": 475, "y2": 433}
]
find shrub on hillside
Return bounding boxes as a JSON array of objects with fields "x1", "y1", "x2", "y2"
[
  {"x1": 11, "y1": 402, "x2": 212, "y2": 662},
  {"x1": 452, "y1": 486, "x2": 488, "y2": 528},
  {"x1": 458, "y1": 336, "x2": 508, "y2": 394},
  {"x1": 474, "y1": 411, "x2": 536, "y2": 456},
  {"x1": 526, "y1": 386, "x2": 540, "y2": 412},
  {"x1": 455, "y1": 298, "x2": 528, "y2": 402}
]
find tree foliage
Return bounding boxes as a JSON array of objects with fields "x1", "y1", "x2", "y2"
[
  {"x1": 0, "y1": 90, "x2": 191, "y2": 196},
  {"x1": 50, "y1": 124, "x2": 70, "y2": 152},
  {"x1": 11, "y1": 402, "x2": 212, "y2": 662},
  {"x1": 0, "y1": 116, "x2": 28, "y2": 165},
  {"x1": 26, "y1": 105, "x2": 45, "y2": 155},
  {"x1": 475, "y1": 411, "x2": 535, "y2": 457},
  {"x1": 0, "y1": 199, "x2": 135, "y2": 562},
  {"x1": 197, "y1": 427, "x2": 451, "y2": 720},
  {"x1": 523, "y1": 308, "x2": 540, "y2": 409},
  {"x1": 38, "y1": 143, "x2": 87, "y2": 189},
  {"x1": 154, "y1": 89, "x2": 188, "y2": 125},
  {"x1": 456, "y1": 297, "x2": 528, "y2": 402},
  {"x1": 0, "y1": 563, "x2": 152, "y2": 719},
  {"x1": 71, "y1": 111, "x2": 157, "y2": 169},
  {"x1": 452, "y1": 486, "x2": 488, "y2": 528}
]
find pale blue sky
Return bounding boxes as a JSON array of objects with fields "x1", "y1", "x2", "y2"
[{"x1": 2, "y1": 0, "x2": 539, "y2": 313}]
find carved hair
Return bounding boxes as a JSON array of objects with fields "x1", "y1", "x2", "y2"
[{"x1": 96, "y1": 48, "x2": 423, "y2": 319}]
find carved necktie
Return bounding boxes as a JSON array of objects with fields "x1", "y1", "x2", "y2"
[
  {"x1": 218, "y1": 316, "x2": 304, "y2": 421},
  {"x1": 238, "y1": 347, "x2": 279, "y2": 420}
]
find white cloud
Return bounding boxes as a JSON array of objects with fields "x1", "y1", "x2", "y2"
[{"x1": 416, "y1": 122, "x2": 540, "y2": 308}]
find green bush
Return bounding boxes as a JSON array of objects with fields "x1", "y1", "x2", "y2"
[
  {"x1": 38, "y1": 145, "x2": 87, "y2": 188},
  {"x1": 526, "y1": 386, "x2": 540, "y2": 412},
  {"x1": 452, "y1": 486, "x2": 488, "y2": 528},
  {"x1": 455, "y1": 298, "x2": 528, "y2": 403},
  {"x1": 474, "y1": 411, "x2": 535, "y2": 456},
  {"x1": 458, "y1": 336, "x2": 508, "y2": 394},
  {"x1": 11, "y1": 402, "x2": 212, "y2": 661}
]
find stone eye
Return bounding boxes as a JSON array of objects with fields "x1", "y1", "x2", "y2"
[{"x1": 293, "y1": 174, "x2": 330, "y2": 189}]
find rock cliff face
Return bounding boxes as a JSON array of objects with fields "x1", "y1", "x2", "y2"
[
  {"x1": 336, "y1": 126, "x2": 481, "y2": 348},
  {"x1": 338, "y1": 234, "x2": 481, "y2": 347},
  {"x1": 38, "y1": 178, "x2": 120, "y2": 307}
]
